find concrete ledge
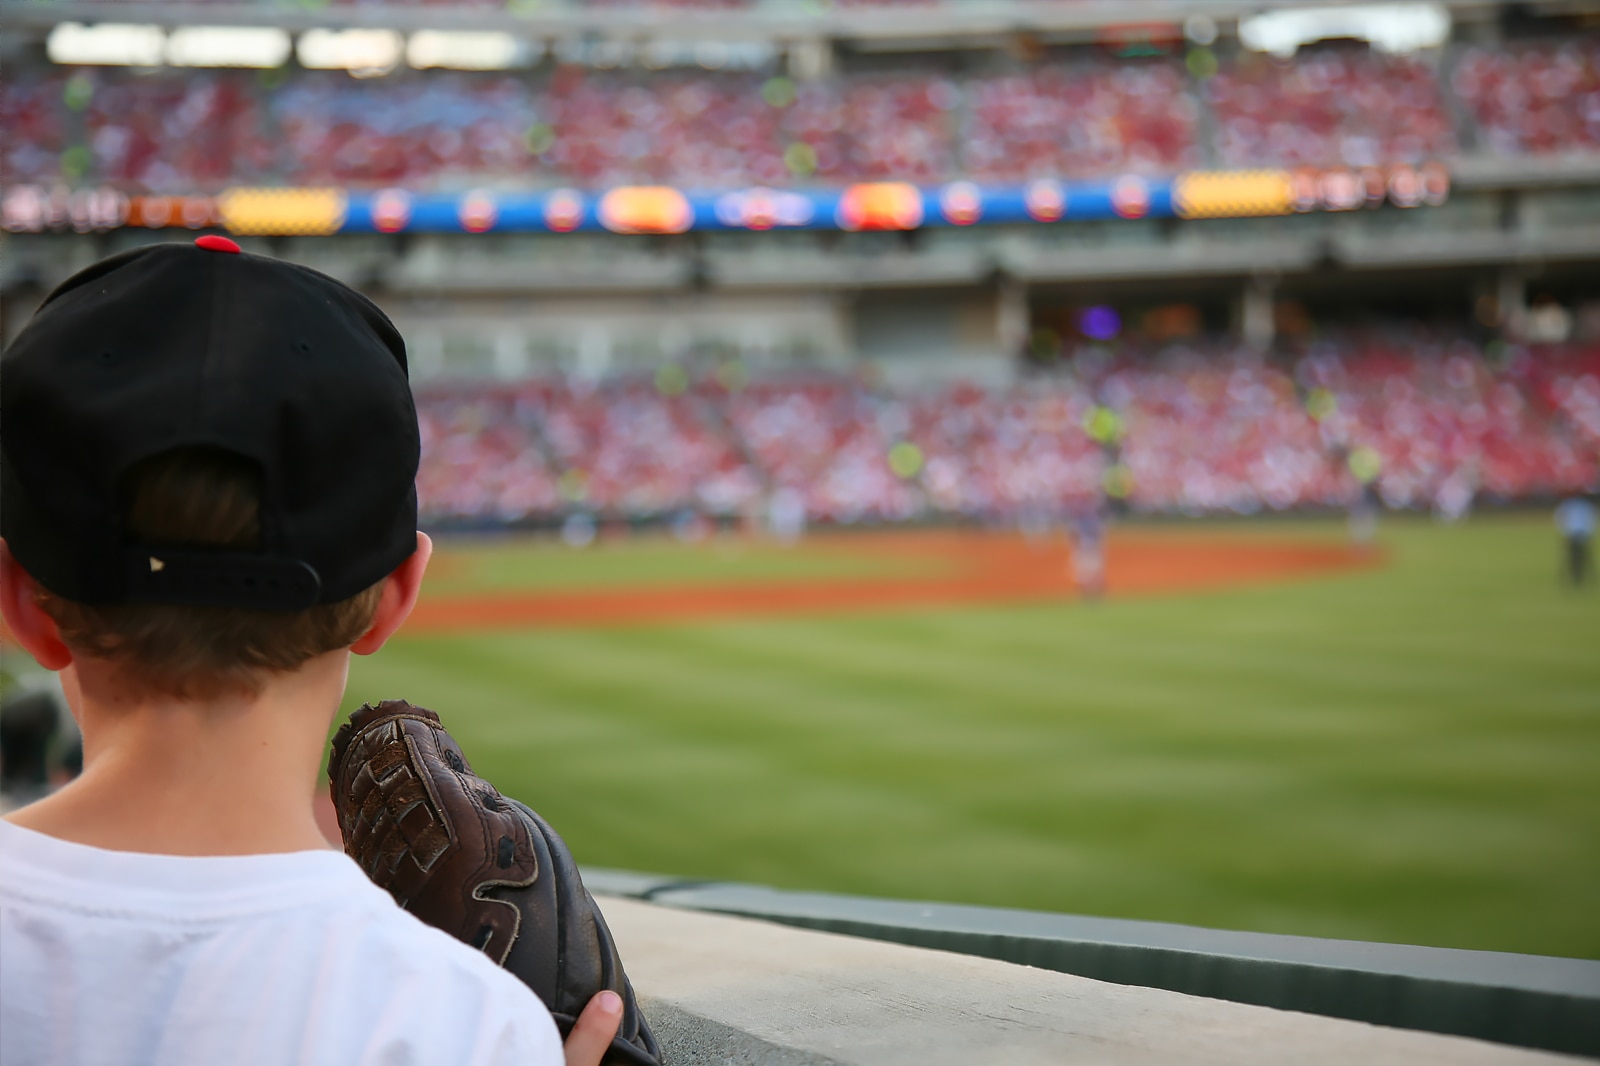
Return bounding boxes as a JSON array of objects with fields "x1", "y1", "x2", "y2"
[
  {"x1": 597, "y1": 896, "x2": 1578, "y2": 1066},
  {"x1": 637, "y1": 997, "x2": 841, "y2": 1066},
  {"x1": 584, "y1": 872, "x2": 1600, "y2": 1058}
]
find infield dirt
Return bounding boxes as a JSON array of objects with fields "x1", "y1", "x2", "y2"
[{"x1": 406, "y1": 530, "x2": 1380, "y2": 633}]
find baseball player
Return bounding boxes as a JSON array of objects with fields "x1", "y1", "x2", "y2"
[
  {"x1": 0, "y1": 239, "x2": 657, "y2": 1065},
  {"x1": 1556, "y1": 493, "x2": 1595, "y2": 587}
]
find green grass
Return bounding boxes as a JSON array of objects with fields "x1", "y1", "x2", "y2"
[
  {"x1": 340, "y1": 517, "x2": 1593, "y2": 957},
  {"x1": 420, "y1": 532, "x2": 941, "y2": 597}
]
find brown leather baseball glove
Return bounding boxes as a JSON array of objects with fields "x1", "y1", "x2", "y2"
[{"x1": 328, "y1": 700, "x2": 660, "y2": 1066}]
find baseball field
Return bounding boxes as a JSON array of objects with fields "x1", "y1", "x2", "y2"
[{"x1": 342, "y1": 513, "x2": 1600, "y2": 961}]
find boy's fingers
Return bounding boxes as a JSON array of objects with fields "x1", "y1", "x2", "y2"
[{"x1": 564, "y1": 990, "x2": 623, "y2": 1066}]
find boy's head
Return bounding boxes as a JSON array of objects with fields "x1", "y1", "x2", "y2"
[{"x1": 1, "y1": 239, "x2": 421, "y2": 699}]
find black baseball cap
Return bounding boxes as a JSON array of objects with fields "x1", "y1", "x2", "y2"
[{"x1": 1, "y1": 237, "x2": 420, "y2": 610}]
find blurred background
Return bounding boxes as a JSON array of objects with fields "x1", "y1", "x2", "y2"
[{"x1": 1, "y1": 0, "x2": 1597, "y2": 959}]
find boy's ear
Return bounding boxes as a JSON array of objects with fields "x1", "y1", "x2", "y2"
[
  {"x1": 0, "y1": 539, "x2": 75, "y2": 671},
  {"x1": 351, "y1": 532, "x2": 432, "y2": 656}
]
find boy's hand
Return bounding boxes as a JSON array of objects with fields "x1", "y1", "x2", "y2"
[{"x1": 564, "y1": 991, "x2": 624, "y2": 1066}]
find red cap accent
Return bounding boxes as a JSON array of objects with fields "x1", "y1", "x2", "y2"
[{"x1": 194, "y1": 235, "x2": 241, "y2": 254}]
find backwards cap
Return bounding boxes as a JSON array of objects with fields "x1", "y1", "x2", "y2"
[{"x1": 1, "y1": 238, "x2": 420, "y2": 609}]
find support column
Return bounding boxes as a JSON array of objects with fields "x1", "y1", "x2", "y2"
[
  {"x1": 1497, "y1": 266, "x2": 1527, "y2": 340},
  {"x1": 833, "y1": 291, "x2": 858, "y2": 364},
  {"x1": 578, "y1": 323, "x2": 611, "y2": 378},
  {"x1": 1239, "y1": 275, "x2": 1276, "y2": 352},
  {"x1": 494, "y1": 331, "x2": 529, "y2": 380},
  {"x1": 788, "y1": 39, "x2": 833, "y2": 80},
  {"x1": 995, "y1": 274, "x2": 1029, "y2": 359}
]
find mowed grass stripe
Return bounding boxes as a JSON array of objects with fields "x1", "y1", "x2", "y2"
[
  {"x1": 346, "y1": 517, "x2": 1600, "y2": 957},
  {"x1": 420, "y1": 535, "x2": 940, "y2": 597}
]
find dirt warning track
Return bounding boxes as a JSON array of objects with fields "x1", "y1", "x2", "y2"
[{"x1": 404, "y1": 531, "x2": 1379, "y2": 634}]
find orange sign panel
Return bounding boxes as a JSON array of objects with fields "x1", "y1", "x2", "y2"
[
  {"x1": 836, "y1": 182, "x2": 924, "y2": 231},
  {"x1": 598, "y1": 187, "x2": 693, "y2": 234}
]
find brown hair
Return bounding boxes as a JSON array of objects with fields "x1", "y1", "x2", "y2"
[{"x1": 37, "y1": 448, "x2": 385, "y2": 700}]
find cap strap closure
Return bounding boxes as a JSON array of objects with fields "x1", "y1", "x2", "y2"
[{"x1": 123, "y1": 549, "x2": 322, "y2": 610}]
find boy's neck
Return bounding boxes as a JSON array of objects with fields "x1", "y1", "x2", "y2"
[{"x1": 5, "y1": 654, "x2": 348, "y2": 856}]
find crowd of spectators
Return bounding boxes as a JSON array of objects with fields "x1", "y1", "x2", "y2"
[
  {"x1": 726, "y1": 378, "x2": 919, "y2": 522},
  {"x1": 1205, "y1": 50, "x2": 1457, "y2": 168},
  {"x1": 415, "y1": 388, "x2": 563, "y2": 522},
  {"x1": 273, "y1": 72, "x2": 535, "y2": 188},
  {"x1": 961, "y1": 62, "x2": 1199, "y2": 179},
  {"x1": 7, "y1": 36, "x2": 1599, "y2": 194},
  {"x1": 1519, "y1": 344, "x2": 1600, "y2": 460},
  {"x1": 415, "y1": 379, "x2": 764, "y2": 521},
  {"x1": 1452, "y1": 38, "x2": 1600, "y2": 156},
  {"x1": 1297, "y1": 340, "x2": 1595, "y2": 508},
  {"x1": 535, "y1": 71, "x2": 782, "y2": 188},
  {"x1": 907, "y1": 384, "x2": 1105, "y2": 516},
  {"x1": 1099, "y1": 336, "x2": 1596, "y2": 516},
  {"x1": 0, "y1": 77, "x2": 67, "y2": 187},
  {"x1": 410, "y1": 337, "x2": 1599, "y2": 527},
  {"x1": 534, "y1": 378, "x2": 763, "y2": 514},
  {"x1": 1113, "y1": 358, "x2": 1334, "y2": 514}
]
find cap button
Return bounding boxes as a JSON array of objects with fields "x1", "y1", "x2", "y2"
[{"x1": 194, "y1": 235, "x2": 241, "y2": 254}]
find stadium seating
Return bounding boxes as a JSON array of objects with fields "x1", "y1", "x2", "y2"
[
  {"x1": 411, "y1": 338, "x2": 1600, "y2": 526},
  {"x1": 9, "y1": 37, "x2": 1599, "y2": 194},
  {"x1": 0, "y1": 74, "x2": 68, "y2": 186},
  {"x1": 533, "y1": 378, "x2": 763, "y2": 515},
  {"x1": 273, "y1": 72, "x2": 536, "y2": 188},
  {"x1": 1452, "y1": 38, "x2": 1600, "y2": 156},
  {"x1": 536, "y1": 71, "x2": 783, "y2": 188},
  {"x1": 415, "y1": 386, "x2": 563, "y2": 522},
  {"x1": 962, "y1": 62, "x2": 1199, "y2": 179},
  {"x1": 1520, "y1": 344, "x2": 1600, "y2": 460},
  {"x1": 726, "y1": 376, "x2": 919, "y2": 522},
  {"x1": 1206, "y1": 49, "x2": 1457, "y2": 168},
  {"x1": 1295, "y1": 337, "x2": 1596, "y2": 507},
  {"x1": 1113, "y1": 356, "x2": 1335, "y2": 513},
  {"x1": 2, "y1": 69, "x2": 277, "y2": 191},
  {"x1": 907, "y1": 383, "x2": 1104, "y2": 515}
]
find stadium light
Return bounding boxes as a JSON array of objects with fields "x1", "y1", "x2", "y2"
[
  {"x1": 46, "y1": 23, "x2": 164, "y2": 67},
  {"x1": 407, "y1": 31, "x2": 531, "y2": 71},
  {"x1": 1239, "y1": 3, "x2": 1449, "y2": 58},
  {"x1": 298, "y1": 29, "x2": 403, "y2": 76},
  {"x1": 695, "y1": 41, "x2": 729, "y2": 71},
  {"x1": 1183, "y1": 14, "x2": 1218, "y2": 47},
  {"x1": 640, "y1": 40, "x2": 688, "y2": 71},
  {"x1": 166, "y1": 27, "x2": 292, "y2": 69}
]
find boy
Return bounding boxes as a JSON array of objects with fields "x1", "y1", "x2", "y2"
[{"x1": 0, "y1": 238, "x2": 621, "y2": 1065}]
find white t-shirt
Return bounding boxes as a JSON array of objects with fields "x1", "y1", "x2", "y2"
[{"x1": 0, "y1": 820, "x2": 564, "y2": 1066}]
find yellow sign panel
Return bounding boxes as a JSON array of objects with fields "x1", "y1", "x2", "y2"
[
  {"x1": 1172, "y1": 170, "x2": 1293, "y2": 220},
  {"x1": 217, "y1": 187, "x2": 347, "y2": 236}
]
